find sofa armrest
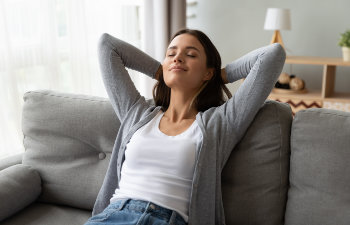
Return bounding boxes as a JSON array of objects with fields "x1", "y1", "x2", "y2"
[
  {"x1": 0, "y1": 164, "x2": 41, "y2": 221},
  {"x1": 0, "y1": 153, "x2": 23, "y2": 171}
]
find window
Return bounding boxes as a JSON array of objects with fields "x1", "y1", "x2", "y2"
[{"x1": 0, "y1": 0, "x2": 144, "y2": 158}]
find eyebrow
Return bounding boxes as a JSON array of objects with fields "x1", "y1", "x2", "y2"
[{"x1": 168, "y1": 46, "x2": 200, "y2": 52}]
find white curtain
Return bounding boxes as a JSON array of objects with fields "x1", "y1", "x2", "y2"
[
  {"x1": 0, "y1": 0, "x2": 143, "y2": 158},
  {"x1": 139, "y1": 0, "x2": 186, "y2": 99}
]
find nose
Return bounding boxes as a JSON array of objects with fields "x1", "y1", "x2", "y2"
[{"x1": 173, "y1": 54, "x2": 183, "y2": 63}]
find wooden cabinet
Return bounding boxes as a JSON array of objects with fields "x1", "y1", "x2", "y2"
[{"x1": 268, "y1": 56, "x2": 350, "y2": 114}]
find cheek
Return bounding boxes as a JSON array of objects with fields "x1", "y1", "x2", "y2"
[
  {"x1": 162, "y1": 58, "x2": 172, "y2": 73},
  {"x1": 161, "y1": 59, "x2": 171, "y2": 81},
  {"x1": 162, "y1": 70, "x2": 171, "y2": 84},
  {"x1": 191, "y1": 62, "x2": 208, "y2": 80}
]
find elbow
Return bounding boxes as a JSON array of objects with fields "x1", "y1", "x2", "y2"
[
  {"x1": 270, "y1": 43, "x2": 286, "y2": 63},
  {"x1": 98, "y1": 33, "x2": 112, "y2": 50},
  {"x1": 97, "y1": 33, "x2": 122, "y2": 59}
]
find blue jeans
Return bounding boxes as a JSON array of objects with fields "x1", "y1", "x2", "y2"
[{"x1": 84, "y1": 199, "x2": 187, "y2": 225}]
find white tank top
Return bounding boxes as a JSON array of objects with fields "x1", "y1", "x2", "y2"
[{"x1": 110, "y1": 110, "x2": 202, "y2": 222}]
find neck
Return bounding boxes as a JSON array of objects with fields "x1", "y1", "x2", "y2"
[{"x1": 164, "y1": 89, "x2": 198, "y2": 123}]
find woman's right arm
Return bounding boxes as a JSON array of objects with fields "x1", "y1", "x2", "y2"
[
  {"x1": 98, "y1": 33, "x2": 161, "y2": 121},
  {"x1": 218, "y1": 44, "x2": 285, "y2": 165}
]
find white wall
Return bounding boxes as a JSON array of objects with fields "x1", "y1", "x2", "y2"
[{"x1": 187, "y1": 0, "x2": 350, "y2": 93}]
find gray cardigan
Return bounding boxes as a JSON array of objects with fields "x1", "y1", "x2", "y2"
[{"x1": 93, "y1": 33, "x2": 286, "y2": 225}]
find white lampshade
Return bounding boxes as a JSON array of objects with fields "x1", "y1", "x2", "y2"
[{"x1": 264, "y1": 8, "x2": 291, "y2": 30}]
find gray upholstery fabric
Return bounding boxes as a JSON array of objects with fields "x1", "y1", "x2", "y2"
[
  {"x1": 0, "y1": 203, "x2": 91, "y2": 225},
  {"x1": 0, "y1": 153, "x2": 22, "y2": 171},
  {"x1": 21, "y1": 90, "x2": 119, "y2": 210},
  {"x1": 285, "y1": 108, "x2": 350, "y2": 225},
  {"x1": 222, "y1": 101, "x2": 292, "y2": 225},
  {"x1": 0, "y1": 164, "x2": 41, "y2": 221}
]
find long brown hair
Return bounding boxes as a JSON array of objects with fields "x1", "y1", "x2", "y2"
[{"x1": 152, "y1": 29, "x2": 232, "y2": 112}]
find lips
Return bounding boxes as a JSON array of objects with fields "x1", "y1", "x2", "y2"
[{"x1": 170, "y1": 65, "x2": 187, "y2": 71}]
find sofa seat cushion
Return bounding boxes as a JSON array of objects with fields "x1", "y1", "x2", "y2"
[
  {"x1": 1, "y1": 203, "x2": 91, "y2": 225},
  {"x1": 285, "y1": 108, "x2": 350, "y2": 225},
  {"x1": 222, "y1": 100, "x2": 292, "y2": 225},
  {"x1": 21, "y1": 90, "x2": 120, "y2": 210}
]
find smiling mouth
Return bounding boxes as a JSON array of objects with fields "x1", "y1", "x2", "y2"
[{"x1": 170, "y1": 66, "x2": 187, "y2": 71}]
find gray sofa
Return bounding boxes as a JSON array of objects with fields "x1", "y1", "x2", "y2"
[{"x1": 0, "y1": 90, "x2": 349, "y2": 225}]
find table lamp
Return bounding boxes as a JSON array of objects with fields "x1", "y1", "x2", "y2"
[{"x1": 264, "y1": 8, "x2": 291, "y2": 49}]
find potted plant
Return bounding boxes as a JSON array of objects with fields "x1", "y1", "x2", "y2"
[{"x1": 338, "y1": 30, "x2": 350, "y2": 61}]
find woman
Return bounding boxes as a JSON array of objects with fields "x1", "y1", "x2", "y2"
[{"x1": 85, "y1": 29, "x2": 285, "y2": 225}]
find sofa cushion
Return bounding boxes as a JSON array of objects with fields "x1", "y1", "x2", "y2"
[
  {"x1": 0, "y1": 164, "x2": 41, "y2": 221},
  {"x1": 0, "y1": 153, "x2": 22, "y2": 171},
  {"x1": 0, "y1": 203, "x2": 91, "y2": 225},
  {"x1": 285, "y1": 108, "x2": 350, "y2": 225},
  {"x1": 22, "y1": 90, "x2": 120, "y2": 210},
  {"x1": 222, "y1": 100, "x2": 292, "y2": 225}
]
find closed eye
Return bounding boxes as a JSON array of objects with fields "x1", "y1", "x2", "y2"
[{"x1": 166, "y1": 52, "x2": 196, "y2": 57}]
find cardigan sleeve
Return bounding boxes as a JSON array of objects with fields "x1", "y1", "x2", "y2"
[
  {"x1": 220, "y1": 43, "x2": 286, "y2": 160},
  {"x1": 97, "y1": 33, "x2": 161, "y2": 121}
]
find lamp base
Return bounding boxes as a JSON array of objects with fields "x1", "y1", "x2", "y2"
[{"x1": 270, "y1": 30, "x2": 285, "y2": 49}]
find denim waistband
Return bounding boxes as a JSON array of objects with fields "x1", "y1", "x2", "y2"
[{"x1": 111, "y1": 199, "x2": 187, "y2": 225}]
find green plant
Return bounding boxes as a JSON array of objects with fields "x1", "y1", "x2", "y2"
[{"x1": 338, "y1": 30, "x2": 350, "y2": 48}]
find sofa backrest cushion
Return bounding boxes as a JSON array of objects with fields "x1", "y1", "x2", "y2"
[
  {"x1": 22, "y1": 90, "x2": 119, "y2": 210},
  {"x1": 222, "y1": 100, "x2": 292, "y2": 225},
  {"x1": 285, "y1": 108, "x2": 350, "y2": 225}
]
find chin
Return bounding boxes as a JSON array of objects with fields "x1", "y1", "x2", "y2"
[
  {"x1": 163, "y1": 74, "x2": 179, "y2": 87},
  {"x1": 163, "y1": 74, "x2": 198, "y2": 90},
  {"x1": 164, "y1": 80, "x2": 177, "y2": 89}
]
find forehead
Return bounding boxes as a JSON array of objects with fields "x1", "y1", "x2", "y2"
[{"x1": 168, "y1": 33, "x2": 203, "y2": 51}]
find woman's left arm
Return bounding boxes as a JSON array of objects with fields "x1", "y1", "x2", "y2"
[{"x1": 222, "y1": 43, "x2": 286, "y2": 140}]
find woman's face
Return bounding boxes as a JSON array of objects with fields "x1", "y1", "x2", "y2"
[{"x1": 162, "y1": 33, "x2": 213, "y2": 92}]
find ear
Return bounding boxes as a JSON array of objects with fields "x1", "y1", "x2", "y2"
[{"x1": 203, "y1": 68, "x2": 214, "y2": 81}]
